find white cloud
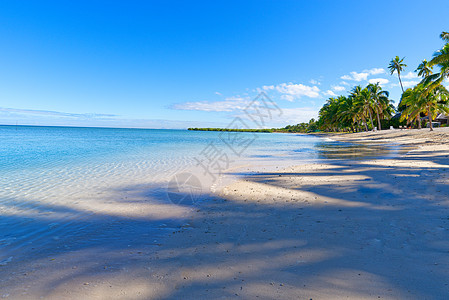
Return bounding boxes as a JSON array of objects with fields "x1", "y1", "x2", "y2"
[
  {"x1": 368, "y1": 78, "x2": 389, "y2": 85},
  {"x1": 310, "y1": 79, "x2": 320, "y2": 85},
  {"x1": 324, "y1": 90, "x2": 337, "y2": 97},
  {"x1": 274, "y1": 83, "x2": 321, "y2": 99},
  {"x1": 174, "y1": 81, "x2": 321, "y2": 113},
  {"x1": 340, "y1": 67, "x2": 385, "y2": 82},
  {"x1": 367, "y1": 68, "x2": 386, "y2": 75},
  {"x1": 340, "y1": 71, "x2": 369, "y2": 82},
  {"x1": 340, "y1": 81, "x2": 350, "y2": 86},
  {"x1": 402, "y1": 80, "x2": 420, "y2": 88},
  {"x1": 262, "y1": 85, "x2": 275, "y2": 91},
  {"x1": 215, "y1": 91, "x2": 222, "y2": 96},
  {"x1": 280, "y1": 95, "x2": 295, "y2": 102},
  {"x1": 274, "y1": 107, "x2": 318, "y2": 124},
  {"x1": 391, "y1": 80, "x2": 420, "y2": 88},
  {"x1": 352, "y1": 72, "x2": 370, "y2": 81},
  {"x1": 402, "y1": 71, "x2": 419, "y2": 80},
  {"x1": 237, "y1": 107, "x2": 318, "y2": 126},
  {"x1": 172, "y1": 97, "x2": 251, "y2": 112},
  {"x1": 0, "y1": 107, "x2": 116, "y2": 119},
  {"x1": 225, "y1": 96, "x2": 246, "y2": 101},
  {"x1": 0, "y1": 107, "x2": 207, "y2": 129},
  {"x1": 332, "y1": 85, "x2": 345, "y2": 91}
]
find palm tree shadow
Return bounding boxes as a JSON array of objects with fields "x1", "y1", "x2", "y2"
[{"x1": 1, "y1": 151, "x2": 449, "y2": 299}]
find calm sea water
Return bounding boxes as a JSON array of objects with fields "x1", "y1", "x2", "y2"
[
  {"x1": 1, "y1": 125, "x2": 405, "y2": 268},
  {"x1": 0, "y1": 125, "x2": 333, "y2": 264},
  {"x1": 0, "y1": 125, "x2": 329, "y2": 181}
]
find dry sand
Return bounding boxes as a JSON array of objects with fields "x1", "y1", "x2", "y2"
[{"x1": 1, "y1": 128, "x2": 449, "y2": 299}]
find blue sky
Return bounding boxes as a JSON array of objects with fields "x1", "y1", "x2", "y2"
[{"x1": 0, "y1": 0, "x2": 448, "y2": 128}]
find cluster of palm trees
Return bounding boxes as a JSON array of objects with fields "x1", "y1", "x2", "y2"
[
  {"x1": 395, "y1": 32, "x2": 449, "y2": 131},
  {"x1": 318, "y1": 31, "x2": 449, "y2": 132},
  {"x1": 278, "y1": 118, "x2": 318, "y2": 133},
  {"x1": 318, "y1": 83, "x2": 394, "y2": 132}
]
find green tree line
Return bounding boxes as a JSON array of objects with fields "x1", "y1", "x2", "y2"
[
  {"x1": 188, "y1": 128, "x2": 273, "y2": 133},
  {"x1": 317, "y1": 31, "x2": 449, "y2": 132},
  {"x1": 189, "y1": 31, "x2": 449, "y2": 134}
]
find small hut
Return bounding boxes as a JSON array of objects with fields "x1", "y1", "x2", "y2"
[{"x1": 435, "y1": 114, "x2": 449, "y2": 125}]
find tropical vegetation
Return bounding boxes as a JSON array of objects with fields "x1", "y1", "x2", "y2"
[
  {"x1": 277, "y1": 119, "x2": 318, "y2": 133},
  {"x1": 190, "y1": 31, "x2": 449, "y2": 134},
  {"x1": 400, "y1": 83, "x2": 449, "y2": 131},
  {"x1": 317, "y1": 83, "x2": 394, "y2": 132},
  {"x1": 388, "y1": 56, "x2": 407, "y2": 93},
  {"x1": 317, "y1": 30, "x2": 449, "y2": 132},
  {"x1": 398, "y1": 31, "x2": 449, "y2": 131},
  {"x1": 188, "y1": 128, "x2": 273, "y2": 133}
]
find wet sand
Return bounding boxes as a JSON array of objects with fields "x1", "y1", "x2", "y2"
[{"x1": 1, "y1": 128, "x2": 449, "y2": 299}]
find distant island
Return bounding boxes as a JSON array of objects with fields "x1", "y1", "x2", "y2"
[
  {"x1": 188, "y1": 128, "x2": 273, "y2": 133},
  {"x1": 188, "y1": 119, "x2": 319, "y2": 134}
]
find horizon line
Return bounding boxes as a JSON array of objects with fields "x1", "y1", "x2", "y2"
[{"x1": 0, "y1": 124, "x2": 190, "y2": 131}]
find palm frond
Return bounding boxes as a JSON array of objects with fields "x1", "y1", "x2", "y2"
[{"x1": 429, "y1": 53, "x2": 449, "y2": 66}]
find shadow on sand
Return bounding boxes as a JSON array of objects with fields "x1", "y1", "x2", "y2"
[{"x1": 1, "y1": 148, "x2": 449, "y2": 299}]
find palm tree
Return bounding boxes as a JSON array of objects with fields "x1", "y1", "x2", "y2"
[
  {"x1": 400, "y1": 83, "x2": 449, "y2": 131},
  {"x1": 423, "y1": 31, "x2": 449, "y2": 94},
  {"x1": 336, "y1": 95, "x2": 357, "y2": 132},
  {"x1": 400, "y1": 87, "x2": 424, "y2": 129},
  {"x1": 318, "y1": 97, "x2": 340, "y2": 131},
  {"x1": 353, "y1": 103, "x2": 368, "y2": 132},
  {"x1": 388, "y1": 56, "x2": 407, "y2": 93},
  {"x1": 318, "y1": 85, "x2": 393, "y2": 132},
  {"x1": 352, "y1": 86, "x2": 375, "y2": 131},
  {"x1": 427, "y1": 44, "x2": 449, "y2": 91},
  {"x1": 349, "y1": 86, "x2": 365, "y2": 131},
  {"x1": 367, "y1": 83, "x2": 392, "y2": 130},
  {"x1": 441, "y1": 31, "x2": 449, "y2": 42},
  {"x1": 425, "y1": 84, "x2": 449, "y2": 131},
  {"x1": 416, "y1": 59, "x2": 433, "y2": 78}
]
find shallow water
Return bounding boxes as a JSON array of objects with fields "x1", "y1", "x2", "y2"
[
  {"x1": 0, "y1": 126, "x2": 406, "y2": 266},
  {"x1": 313, "y1": 140, "x2": 414, "y2": 160},
  {"x1": 0, "y1": 126, "x2": 336, "y2": 263}
]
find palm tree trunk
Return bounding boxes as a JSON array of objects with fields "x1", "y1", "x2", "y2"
[
  {"x1": 418, "y1": 117, "x2": 421, "y2": 129},
  {"x1": 363, "y1": 118, "x2": 368, "y2": 132},
  {"x1": 428, "y1": 106, "x2": 433, "y2": 131},
  {"x1": 398, "y1": 73, "x2": 404, "y2": 93},
  {"x1": 376, "y1": 108, "x2": 382, "y2": 131},
  {"x1": 368, "y1": 110, "x2": 374, "y2": 131}
]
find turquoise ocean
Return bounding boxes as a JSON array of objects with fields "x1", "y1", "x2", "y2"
[{"x1": 0, "y1": 125, "x2": 333, "y2": 265}]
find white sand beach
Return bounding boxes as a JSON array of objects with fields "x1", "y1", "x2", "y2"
[
  {"x1": 1, "y1": 128, "x2": 449, "y2": 299},
  {"x1": 1, "y1": 1, "x2": 448, "y2": 299}
]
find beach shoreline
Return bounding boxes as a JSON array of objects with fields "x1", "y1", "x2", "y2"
[
  {"x1": 1, "y1": 129, "x2": 449, "y2": 299},
  {"x1": 153, "y1": 128, "x2": 449, "y2": 299},
  {"x1": 317, "y1": 126, "x2": 449, "y2": 146}
]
